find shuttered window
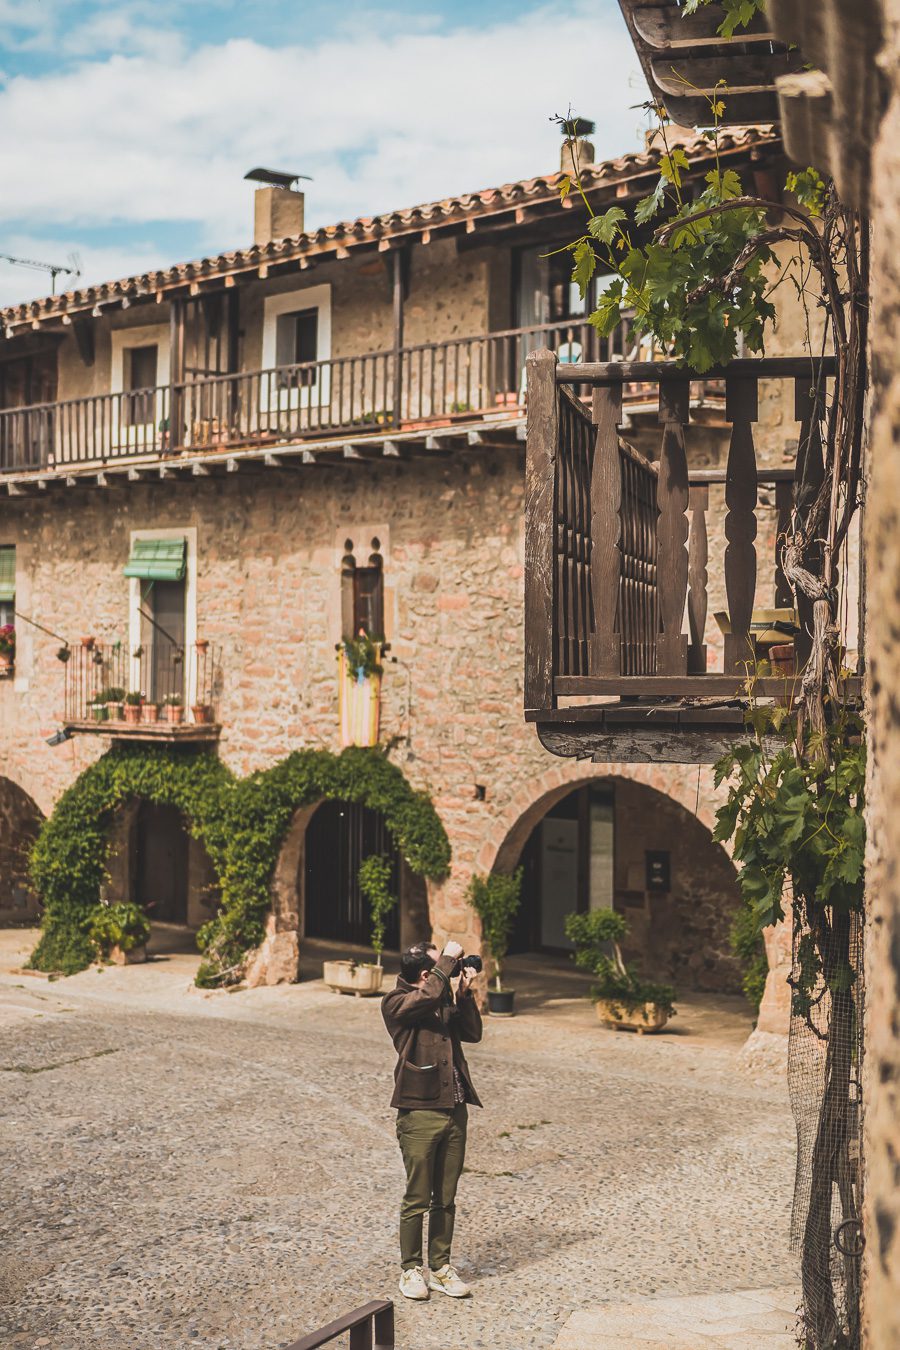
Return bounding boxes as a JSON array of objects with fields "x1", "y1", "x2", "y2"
[{"x1": 0, "y1": 546, "x2": 15, "y2": 602}]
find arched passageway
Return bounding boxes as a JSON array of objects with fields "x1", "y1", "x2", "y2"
[
  {"x1": 499, "y1": 776, "x2": 744, "y2": 994},
  {"x1": 104, "y1": 798, "x2": 219, "y2": 948},
  {"x1": 0, "y1": 776, "x2": 43, "y2": 920}
]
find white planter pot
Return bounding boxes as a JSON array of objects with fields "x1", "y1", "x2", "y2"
[
  {"x1": 595, "y1": 999, "x2": 670, "y2": 1034},
  {"x1": 323, "y1": 960, "x2": 384, "y2": 997}
]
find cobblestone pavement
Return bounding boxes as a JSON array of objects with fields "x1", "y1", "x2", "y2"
[{"x1": 0, "y1": 931, "x2": 798, "y2": 1350}]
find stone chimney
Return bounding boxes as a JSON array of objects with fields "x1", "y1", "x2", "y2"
[
  {"x1": 560, "y1": 116, "x2": 596, "y2": 178},
  {"x1": 253, "y1": 186, "x2": 305, "y2": 247}
]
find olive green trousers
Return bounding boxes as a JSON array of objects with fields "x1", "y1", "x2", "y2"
[{"x1": 395, "y1": 1105, "x2": 468, "y2": 1270}]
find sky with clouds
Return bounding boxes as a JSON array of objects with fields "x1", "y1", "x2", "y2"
[{"x1": 0, "y1": 0, "x2": 651, "y2": 307}]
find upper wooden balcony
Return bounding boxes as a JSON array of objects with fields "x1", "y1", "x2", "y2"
[
  {"x1": 524, "y1": 349, "x2": 861, "y2": 764},
  {"x1": 0, "y1": 318, "x2": 724, "y2": 485}
]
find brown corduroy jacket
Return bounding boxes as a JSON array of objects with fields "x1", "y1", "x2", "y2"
[{"x1": 381, "y1": 953, "x2": 483, "y2": 1110}]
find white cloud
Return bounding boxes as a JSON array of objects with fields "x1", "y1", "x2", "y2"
[{"x1": 0, "y1": 2, "x2": 649, "y2": 298}]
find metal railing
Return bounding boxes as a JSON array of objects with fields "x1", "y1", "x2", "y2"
[
  {"x1": 285, "y1": 1299, "x2": 394, "y2": 1350},
  {"x1": 63, "y1": 638, "x2": 219, "y2": 726},
  {"x1": 0, "y1": 317, "x2": 650, "y2": 472}
]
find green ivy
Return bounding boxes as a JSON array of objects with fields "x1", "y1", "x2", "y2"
[
  {"x1": 197, "y1": 746, "x2": 450, "y2": 986},
  {"x1": 28, "y1": 744, "x2": 235, "y2": 976},
  {"x1": 28, "y1": 744, "x2": 450, "y2": 987},
  {"x1": 358, "y1": 854, "x2": 397, "y2": 966},
  {"x1": 683, "y1": 0, "x2": 765, "y2": 40}
]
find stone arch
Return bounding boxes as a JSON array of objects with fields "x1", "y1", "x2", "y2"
[
  {"x1": 0, "y1": 775, "x2": 45, "y2": 919},
  {"x1": 480, "y1": 763, "x2": 744, "y2": 994}
]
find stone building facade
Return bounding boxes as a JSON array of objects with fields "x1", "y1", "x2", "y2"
[{"x1": 0, "y1": 125, "x2": 812, "y2": 1017}]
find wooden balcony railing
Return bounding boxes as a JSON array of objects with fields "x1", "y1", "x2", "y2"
[
  {"x1": 0, "y1": 317, "x2": 661, "y2": 474},
  {"x1": 524, "y1": 348, "x2": 853, "y2": 719},
  {"x1": 63, "y1": 639, "x2": 220, "y2": 739}
]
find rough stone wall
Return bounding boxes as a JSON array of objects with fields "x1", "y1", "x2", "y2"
[
  {"x1": 862, "y1": 0, "x2": 900, "y2": 1339},
  {"x1": 611, "y1": 777, "x2": 744, "y2": 994}
]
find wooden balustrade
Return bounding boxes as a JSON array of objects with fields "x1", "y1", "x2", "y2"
[
  {"x1": 0, "y1": 318, "x2": 642, "y2": 474},
  {"x1": 526, "y1": 350, "x2": 847, "y2": 716}
]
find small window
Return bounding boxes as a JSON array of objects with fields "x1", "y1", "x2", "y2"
[
  {"x1": 276, "y1": 308, "x2": 318, "y2": 387},
  {"x1": 341, "y1": 537, "x2": 384, "y2": 641},
  {"x1": 123, "y1": 345, "x2": 158, "y2": 426}
]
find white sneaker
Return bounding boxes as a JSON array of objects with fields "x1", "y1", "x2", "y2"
[
  {"x1": 399, "y1": 1266, "x2": 430, "y2": 1300},
  {"x1": 429, "y1": 1264, "x2": 472, "y2": 1298}
]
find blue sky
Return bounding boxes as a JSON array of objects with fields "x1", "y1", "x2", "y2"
[{"x1": 0, "y1": 0, "x2": 648, "y2": 306}]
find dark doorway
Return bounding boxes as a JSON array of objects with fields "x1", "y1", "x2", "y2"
[
  {"x1": 305, "y1": 799, "x2": 401, "y2": 948},
  {"x1": 136, "y1": 802, "x2": 188, "y2": 924},
  {"x1": 509, "y1": 783, "x2": 614, "y2": 954}
]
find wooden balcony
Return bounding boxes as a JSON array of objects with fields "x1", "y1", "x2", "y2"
[
  {"x1": 524, "y1": 350, "x2": 861, "y2": 764},
  {"x1": 62, "y1": 640, "x2": 220, "y2": 742},
  {"x1": 0, "y1": 318, "x2": 714, "y2": 479}
]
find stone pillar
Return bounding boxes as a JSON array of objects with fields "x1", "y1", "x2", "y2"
[{"x1": 756, "y1": 918, "x2": 792, "y2": 1036}]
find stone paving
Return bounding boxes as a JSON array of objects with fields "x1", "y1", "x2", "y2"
[{"x1": 0, "y1": 930, "x2": 799, "y2": 1350}]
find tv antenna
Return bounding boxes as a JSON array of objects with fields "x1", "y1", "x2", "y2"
[{"x1": 0, "y1": 252, "x2": 81, "y2": 294}]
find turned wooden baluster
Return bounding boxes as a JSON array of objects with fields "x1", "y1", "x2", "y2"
[
  {"x1": 655, "y1": 379, "x2": 691, "y2": 674},
  {"x1": 793, "y1": 377, "x2": 826, "y2": 670},
  {"x1": 687, "y1": 484, "x2": 709, "y2": 673},
  {"x1": 590, "y1": 383, "x2": 623, "y2": 676},
  {"x1": 723, "y1": 376, "x2": 759, "y2": 674}
]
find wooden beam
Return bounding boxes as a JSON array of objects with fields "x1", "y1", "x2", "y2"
[
  {"x1": 536, "y1": 723, "x2": 756, "y2": 766},
  {"x1": 524, "y1": 348, "x2": 558, "y2": 715}
]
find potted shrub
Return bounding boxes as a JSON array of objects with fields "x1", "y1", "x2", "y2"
[
  {"x1": 141, "y1": 700, "x2": 160, "y2": 724},
  {"x1": 467, "y1": 869, "x2": 522, "y2": 1015},
  {"x1": 163, "y1": 694, "x2": 184, "y2": 724},
  {"x1": 123, "y1": 691, "x2": 143, "y2": 724},
  {"x1": 565, "y1": 909, "x2": 677, "y2": 1034},
  {"x1": 103, "y1": 686, "x2": 126, "y2": 720},
  {"x1": 0, "y1": 623, "x2": 15, "y2": 676},
  {"x1": 88, "y1": 901, "x2": 151, "y2": 965},
  {"x1": 322, "y1": 854, "x2": 397, "y2": 996}
]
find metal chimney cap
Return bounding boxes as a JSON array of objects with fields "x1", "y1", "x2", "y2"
[{"x1": 244, "y1": 167, "x2": 312, "y2": 190}]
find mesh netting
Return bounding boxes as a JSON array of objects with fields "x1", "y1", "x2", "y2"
[{"x1": 788, "y1": 897, "x2": 865, "y2": 1349}]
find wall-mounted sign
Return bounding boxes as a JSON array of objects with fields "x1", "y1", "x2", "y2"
[{"x1": 645, "y1": 849, "x2": 671, "y2": 894}]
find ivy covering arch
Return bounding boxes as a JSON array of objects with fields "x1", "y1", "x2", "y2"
[
  {"x1": 28, "y1": 744, "x2": 235, "y2": 976},
  {"x1": 196, "y1": 746, "x2": 451, "y2": 986},
  {"x1": 27, "y1": 744, "x2": 451, "y2": 985}
]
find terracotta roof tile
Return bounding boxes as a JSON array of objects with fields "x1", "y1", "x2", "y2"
[{"x1": 1, "y1": 124, "x2": 780, "y2": 330}]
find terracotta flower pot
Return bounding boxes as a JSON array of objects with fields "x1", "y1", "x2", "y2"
[
  {"x1": 141, "y1": 704, "x2": 159, "y2": 724},
  {"x1": 164, "y1": 704, "x2": 184, "y2": 724},
  {"x1": 195, "y1": 639, "x2": 210, "y2": 654},
  {"x1": 191, "y1": 703, "x2": 213, "y2": 724},
  {"x1": 123, "y1": 704, "x2": 142, "y2": 724},
  {"x1": 0, "y1": 652, "x2": 13, "y2": 676},
  {"x1": 81, "y1": 636, "x2": 95, "y2": 650}
]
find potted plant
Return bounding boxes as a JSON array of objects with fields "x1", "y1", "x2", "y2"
[
  {"x1": 88, "y1": 901, "x2": 151, "y2": 965},
  {"x1": 565, "y1": 909, "x2": 677, "y2": 1034},
  {"x1": 123, "y1": 691, "x2": 143, "y2": 724},
  {"x1": 80, "y1": 635, "x2": 95, "y2": 650},
  {"x1": 323, "y1": 854, "x2": 397, "y2": 996},
  {"x1": 89, "y1": 694, "x2": 108, "y2": 723},
  {"x1": 141, "y1": 700, "x2": 160, "y2": 724},
  {"x1": 195, "y1": 638, "x2": 210, "y2": 654},
  {"x1": 102, "y1": 686, "x2": 126, "y2": 720},
  {"x1": 0, "y1": 624, "x2": 15, "y2": 676},
  {"x1": 191, "y1": 702, "x2": 214, "y2": 724},
  {"x1": 466, "y1": 869, "x2": 522, "y2": 1015},
  {"x1": 163, "y1": 694, "x2": 184, "y2": 724}
]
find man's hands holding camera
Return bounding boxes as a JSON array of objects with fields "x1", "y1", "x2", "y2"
[{"x1": 442, "y1": 941, "x2": 480, "y2": 994}]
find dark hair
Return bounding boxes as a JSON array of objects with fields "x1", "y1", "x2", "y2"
[{"x1": 401, "y1": 941, "x2": 437, "y2": 983}]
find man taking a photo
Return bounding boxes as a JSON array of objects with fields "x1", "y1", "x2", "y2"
[{"x1": 382, "y1": 938, "x2": 482, "y2": 1301}]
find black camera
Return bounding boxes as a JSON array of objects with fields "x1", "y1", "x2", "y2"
[{"x1": 450, "y1": 953, "x2": 483, "y2": 979}]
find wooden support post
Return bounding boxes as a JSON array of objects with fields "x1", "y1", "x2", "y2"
[
  {"x1": 723, "y1": 376, "x2": 759, "y2": 673},
  {"x1": 590, "y1": 384, "x2": 622, "y2": 676},
  {"x1": 391, "y1": 248, "x2": 407, "y2": 432},
  {"x1": 774, "y1": 479, "x2": 793, "y2": 607},
  {"x1": 687, "y1": 483, "x2": 709, "y2": 673},
  {"x1": 655, "y1": 379, "x2": 690, "y2": 674},
  {"x1": 168, "y1": 297, "x2": 186, "y2": 452},
  {"x1": 793, "y1": 376, "x2": 825, "y2": 669},
  {"x1": 71, "y1": 318, "x2": 95, "y2": 368},
  {"x1": 524, "y1": 349, "x2": 558, "y2": 713}
]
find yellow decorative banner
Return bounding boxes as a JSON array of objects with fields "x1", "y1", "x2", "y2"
[{"x1": 338, "y1": 646, "x2": 382, "y2": 747}]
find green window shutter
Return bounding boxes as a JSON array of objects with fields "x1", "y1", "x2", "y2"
[
  {"x1": 123, "y1": 537, "x2": 186, "y2": 582},
  {"x1": 0, "y1": 547, "x2": 15, "y2": 602}
]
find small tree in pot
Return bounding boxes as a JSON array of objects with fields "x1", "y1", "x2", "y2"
[
  {"x1": 565, "y1": 909, "x2": 676, "y2": 1033},
  {"x1": 467, "y1": 869, "x2": 522, "y2": 1015}
]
